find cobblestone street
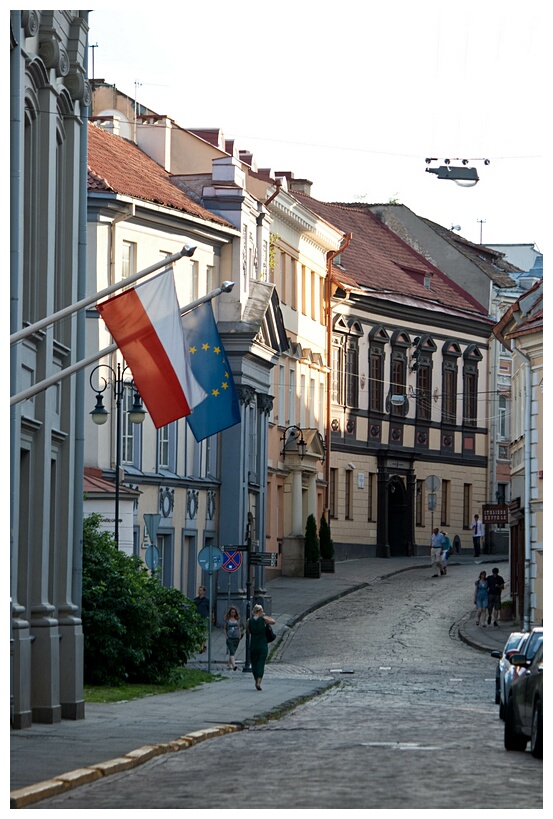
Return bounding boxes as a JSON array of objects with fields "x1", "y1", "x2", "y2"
[{"x1": 30, "y1": 564, "x2": 542, "y2": 810}]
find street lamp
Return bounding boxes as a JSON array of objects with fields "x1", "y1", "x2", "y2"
[
  {"x1": 89, "y1": 362, "x2": 147, "y2": 547},
  {"x1": 280, "y1": 425, "x2": 307, "y2": 460}
]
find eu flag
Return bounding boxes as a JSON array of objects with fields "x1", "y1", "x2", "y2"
[{"x1": 182, "y1": 302, "x2": 241, "y2": 442}]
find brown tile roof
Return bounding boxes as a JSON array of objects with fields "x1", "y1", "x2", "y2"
[
  {"x1": 87, "y1": 123, "x2": 233, "y2": 228},
  {"x1": 84, "y1": 467, "x2": 141, "y2": 498},
  {"x1": 292, "y1": 193, "x2": 488, "y2": 316}
]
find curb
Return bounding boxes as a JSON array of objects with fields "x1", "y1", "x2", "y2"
[{"x1": 10, "y1": 724, "x2": 241, "y2": 809}]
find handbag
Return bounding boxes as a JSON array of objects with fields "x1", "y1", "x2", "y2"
[{"x1": 265, "y1": 622, "x2": 276, "y2": 643}]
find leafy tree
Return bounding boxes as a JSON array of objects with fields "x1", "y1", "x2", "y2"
[
  {"x1": 319, "y1": 512, "x2": 334, "y2": 560},
  {"x1": 304, "y1": 513, "x2": 320, "y2": 563},
  {"x1": 81, "y1": 514, "x2": 205, "y2": 685}
]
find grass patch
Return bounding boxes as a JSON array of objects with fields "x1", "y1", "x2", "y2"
[{"x1": 84, "y1": 667, "x2": 224, "y2": 703}]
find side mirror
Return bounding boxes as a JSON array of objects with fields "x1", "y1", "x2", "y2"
[
  {"x1": 508, "y1": 653, "x2": 528, "y2": 667},
  {"x1": 490, "y1": 651, "x2": 502, "y2": 659}
]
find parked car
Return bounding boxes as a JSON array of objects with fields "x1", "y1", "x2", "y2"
[
  {"x1": 491, "y1": 631, "x2": 528, "y2": 719},
  {"x1": 499, "y1": 627, "x2": 543, "y2": 720},
  {"x1": 491, "y1": 633, "x2": 524, "y2": 708},
  {"x1": 504, "y1": 640, "x2": 543, "y2": 758}
]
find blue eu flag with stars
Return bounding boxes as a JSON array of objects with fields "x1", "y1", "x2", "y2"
[{"x1": 181, "y1": 302, "x2": 241, "y2": 442}]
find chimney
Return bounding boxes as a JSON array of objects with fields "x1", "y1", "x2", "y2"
[{"x1": 275, "y1": 171, "x2": 312, "y2": 196}]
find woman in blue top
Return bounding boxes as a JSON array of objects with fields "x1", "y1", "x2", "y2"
[{"x1": 474, "y1": 571, "x2": 489, "y2": 626}]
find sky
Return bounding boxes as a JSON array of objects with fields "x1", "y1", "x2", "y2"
[{"x1": 87, "y1": 1, "x2": 545, "y2": 254}]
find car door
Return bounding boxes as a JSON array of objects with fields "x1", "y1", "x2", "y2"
[{"x1": 517, "y1": 642, "x2": 543, "y2": 732}]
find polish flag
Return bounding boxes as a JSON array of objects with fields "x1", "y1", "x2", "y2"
[{"x1": 97, "y1": 270, "x2": 206, "y2": 428}]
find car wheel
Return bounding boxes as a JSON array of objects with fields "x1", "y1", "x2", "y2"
[
  {"x1": 504, "y1": 698, "x2": 528, "y2": 752},
  {"x1": 530, "y1": 699, "x2": 543, "y2": 759}
]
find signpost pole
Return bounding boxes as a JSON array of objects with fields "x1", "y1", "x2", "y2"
[{"x1": 243, "y1": 513, "x2": 253, "y2": 674}]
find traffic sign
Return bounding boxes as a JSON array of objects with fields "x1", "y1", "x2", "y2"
[
  {"x1": 425, "y1": 475, "x2": 441, "y2": 491},
  {"x1": 250, "y1": 552, "x2": 278, "y2": 567},
  {"x1": 145, "y1": 545, "x2": 160, "y2": 571},
  {"x1": 222, "y1": 550, "x2": 243, "y2": 572},
  {"x1": 198, "y1": 545, "x2": 224, "y2": 573}
]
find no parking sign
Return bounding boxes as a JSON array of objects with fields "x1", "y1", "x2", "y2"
[{"x1": 222, "y1": 550, "x2": 242, "y2": 572}]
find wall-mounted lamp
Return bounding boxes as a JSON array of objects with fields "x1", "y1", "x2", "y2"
[
  {"x1": 280, "y1": 425, "x2": 307, "y2": 461},
  {"x1": 390, "y1": 395, "x2": 406, "y2": 407}
]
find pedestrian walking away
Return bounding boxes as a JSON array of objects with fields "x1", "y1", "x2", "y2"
[
  {"x1": 430, "y1": 528, "x2": 445, "y2": 577},
  {"x1": 486, "y1": 567, "x2": 505, "y2": 626},
  {"x1": 194, "y1": 585, "x2": 210, "y2": 653},
  {"x1": 246, "y1": 604, "x2": 276, "y2": 690},
  {"x1": 440, "y1": 530, "x2": 451, "y2": 575},
  {"x1": 223, "y1": 607, "x2": 242, "y2": 670},
  {"x1": 471, "y1": 513, "x2": 484, "y2": 558},
  {"x1": 474, "y1": 570, "x2": 489, "y2": 626}
]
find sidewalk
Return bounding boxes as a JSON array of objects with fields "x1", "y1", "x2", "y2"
[{"x1": 10, "y1": 553, "x2": 511, "y2": 807}]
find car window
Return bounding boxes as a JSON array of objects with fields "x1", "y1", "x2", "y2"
[
  {"x1": 525, "y1": 631, "x2": 543, "y2": 661},
  {"x1": 504, "y1": 633, "x2": 525, "y2": 653}
]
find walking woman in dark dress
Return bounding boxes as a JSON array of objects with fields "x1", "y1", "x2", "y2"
[{"x1": 247, "y1": 604, "x2": 276, "y2": 690}]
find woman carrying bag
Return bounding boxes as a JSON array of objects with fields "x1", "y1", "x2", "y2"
[{"x1": 246, "y1": 604, "x2": 276, "y2": 690}]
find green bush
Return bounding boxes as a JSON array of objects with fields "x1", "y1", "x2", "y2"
[
  {"x1": 319, "y1": 512, "x2": 334, "y2": 560},
  {"x1": 304, "y1": 513, "x2": 320, "y2": 563},
  {"x1": 81, "y1": 514, "x2": 205, "y2": 686}
]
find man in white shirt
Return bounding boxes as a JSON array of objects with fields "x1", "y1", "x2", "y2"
[
  {"x1": 430, "y1": 528, "x2": 444, "y2": 577},
  {"x1": 471, "y1": 513, "x2": 484, "y2": 557}
]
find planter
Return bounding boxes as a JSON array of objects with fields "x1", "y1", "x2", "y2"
[
  {"x1": 320, "y1": 558, "x2": 335, "y2": 573},
  {"x1": 304, "y1": 561, "x2": 321, "y2": 578},
  {"x1": 501, "y1": 602, "x2": 514, "y2": 620}
]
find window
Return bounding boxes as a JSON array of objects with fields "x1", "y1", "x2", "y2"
[
  {"x1": 416, "y1": 480, "x2": 424, "y2": 526},
  {"x1": 158, "y1": 425, "x2": 170, "y2": 469},
  {"x1": 441, "y1": 480, "x2": 450, "y2": 526},
  {"x1": 345, "y1": 468, "x2": 353, "y2": 520},
  {"x1": 462, "y1": 345, "x2": 482, "y2": 427},
  {"x1": 122, "y1": 385, "x2": 138, "y2": 464},
  {"x1": 416, "y1": 364, "x2": 432, "y2": 420},
  {"x1": 463, "y1": 484, "x2": 472, "y2": 528},
  {"x1": 442, "y1": 366, "x2": 457, "y2": 424},
  {"x1": 391, "y1": 355, "x2": 406, "y2": 416},
  {"x1": 441, "y1": 341, "x2": 462, "y2": 425},
  {"x1": 332, "y1": 317, "x2": 362, "y2": 408},
  {"x1": 498, "y1": 394, "x2": 508, "y2": 438},
  {"x1": 331, "y1": 337, "x2": 344, "y2": 405},
  {"x1": 369, "y1": 347, "x2": 384, "y2": 412},
  {"x1": 122, "y1": 241, "x2": 136, "y2": 280},
  {"x1": 329, "y1": 468, "x2": 337, "y2": 518},
  {"x1": 288, "y1": 366, "x2": 296, "y2": 426},
  {"x1": 346, "y1": 339, "x2": 359, "y2": 407},
  {"x1": 367, "y1": 473, "x2": 375, "y2": 521},
  {"x1": 158, "y1": 423, "x2": 176, "y2": 472}
]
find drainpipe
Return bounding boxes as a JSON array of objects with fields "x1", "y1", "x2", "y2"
[
  {"x1": 324, "y1": 234, "x2": 352, "y2": 516},
  {"x1": 512, "y1": 342, "x2": 532, "y2": 632}
]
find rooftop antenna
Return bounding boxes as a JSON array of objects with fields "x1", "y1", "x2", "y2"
[
  {"x1": 89, "y1": 43, "x2": 98, "y2": 80},
  {"x1": 477, "y1": 219, "x2": 486, "y2": 244}
]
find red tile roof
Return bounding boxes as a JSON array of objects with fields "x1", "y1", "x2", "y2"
[
  {"x1": 87, "y1": 123, "x2": 232, "y2": 228},
  {"x1": 292, "y1": 193, "x2": 488, "y2": 316}
]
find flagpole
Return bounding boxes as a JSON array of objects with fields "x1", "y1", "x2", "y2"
[
  {"x1": 10, "y1": 281, "x2": 235, "y2": 406},
  {"x1": 10, "y1": 245, "x2": 197, "y2": 346}
]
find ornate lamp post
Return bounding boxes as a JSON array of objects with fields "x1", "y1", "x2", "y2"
[{"x1": 89, "y1": 362, "x2": 146, "y2": 547}]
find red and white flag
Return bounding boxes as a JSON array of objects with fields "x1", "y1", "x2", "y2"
[{"x1": 97, "y1": 270, "x2": 206, "y2": 428}]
